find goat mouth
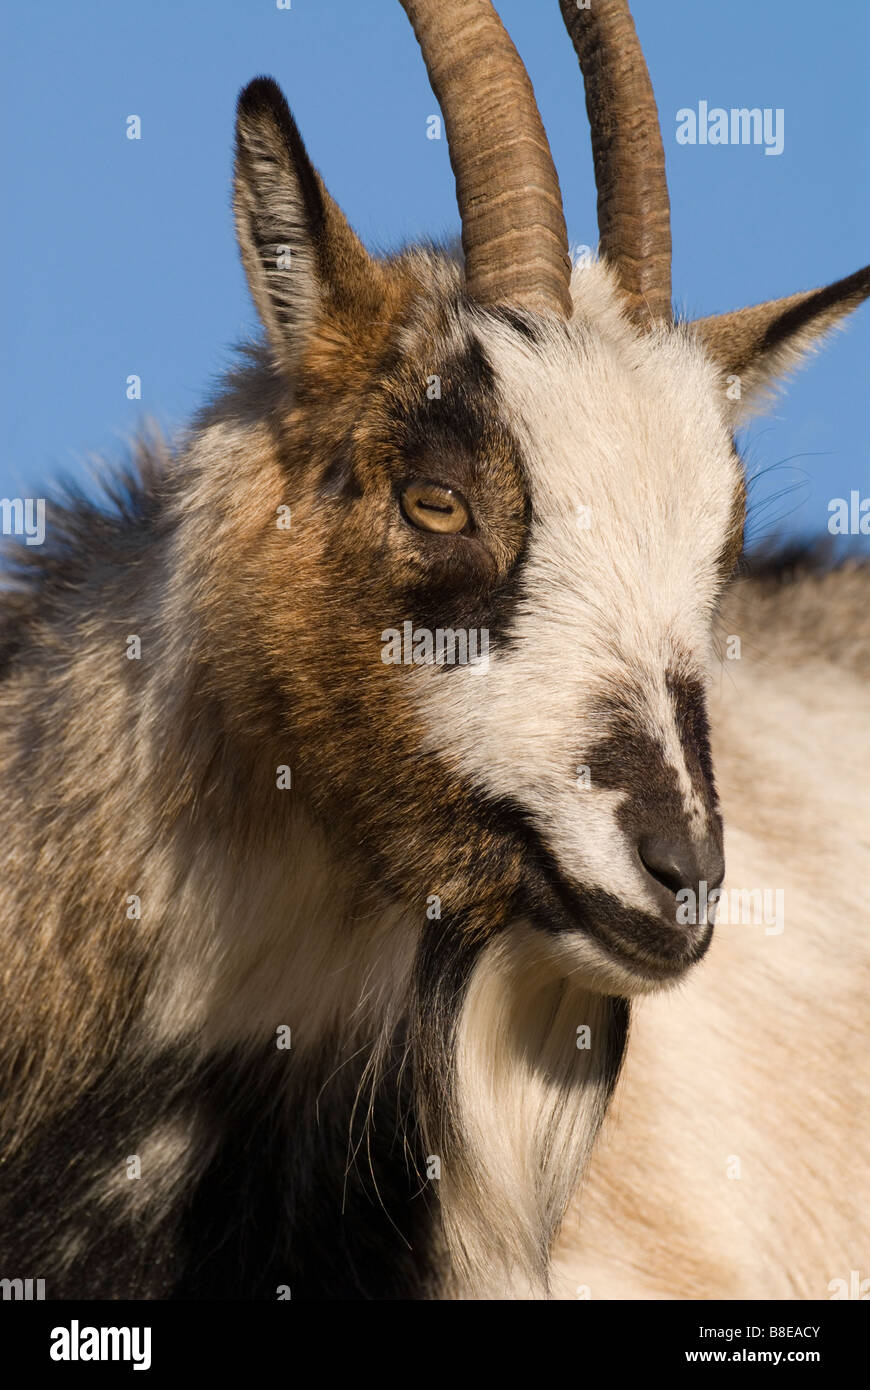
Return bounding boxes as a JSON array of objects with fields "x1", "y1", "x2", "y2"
[
  {"x1": 518, "y1": 849, "x2": 714, "y2": 986},
  {"x1": 474, "y1": 793, "x2": 713, "y2": 984},
  {"x1": 525, "y1": 889, "x2": 713, "y2": 985}
]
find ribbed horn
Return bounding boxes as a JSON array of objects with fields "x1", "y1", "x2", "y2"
[
  {"x1": 559, "y1": 0, "x2": 672, "y2": 325},
  {"x1": 400, "y1": 0, "x2": 573, "y2": 318}
]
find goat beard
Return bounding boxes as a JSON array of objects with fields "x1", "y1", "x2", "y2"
[{"x1": 411, "y1": 919, "x2": 629, "y2": 1299}]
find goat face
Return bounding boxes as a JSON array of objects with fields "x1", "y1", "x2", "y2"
[
  {"x1": 227, "y1": 71, "x2": 860, "y2": 1000},
  {"x1": 227, "y1": 136, "x2": 741, "y2": 996}
]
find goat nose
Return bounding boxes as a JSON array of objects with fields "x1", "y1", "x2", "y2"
[{"x1": 638, "y1": 834, "x2": 725, "y2": 900}]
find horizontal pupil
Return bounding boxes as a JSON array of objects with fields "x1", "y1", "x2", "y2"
[{"x1": 419, "y1": 498, "x2": 454, "y2": 513}]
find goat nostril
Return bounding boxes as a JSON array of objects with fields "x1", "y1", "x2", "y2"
[
  {"x1": 638, "y1": 834, "x2": 723, "y2": 900},
  {"x1": 638, "y1": 838, "x2": 690, "y2": 896}
]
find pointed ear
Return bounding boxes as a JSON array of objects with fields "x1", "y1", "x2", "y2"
[
  {"x1": 233, "y1": 76, "x2": 376, "y2": 377},
  {"x1": 690, "y1": 265, "x2": 870, "y2": 424}
]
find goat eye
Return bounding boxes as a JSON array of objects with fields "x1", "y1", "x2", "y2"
[{"x1": 400, "y1": 480, "x2": 470, "y2": 534}]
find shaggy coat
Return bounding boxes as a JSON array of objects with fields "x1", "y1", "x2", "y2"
[{"x1": 1, "y1": 20, "x2": 867, "y2": 1300}]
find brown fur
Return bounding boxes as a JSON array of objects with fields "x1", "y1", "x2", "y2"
[{"x1": 1, "y1": 36, "x2": 868, "y2": 1302}]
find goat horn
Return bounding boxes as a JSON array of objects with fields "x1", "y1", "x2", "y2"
[
  {"x1": 559, "y1": 0, "x2": 672, "y2": 325},
  {"x1": 400, "y1": 0, "x2": 573, "y2": 318}
]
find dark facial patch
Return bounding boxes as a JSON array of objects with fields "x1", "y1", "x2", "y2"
[
  {"x1": 373, "y1": 331, "x2": 533, "y2": 646},
  {"x1": 589, "y1": 684, "x2": 719, "y2": 826},
  {"x1": 395, "y1": 334, "x2": 498, "y2": 459},
  {"x1": 665, "y1": 669, "x2": 717, "y2": 798}
]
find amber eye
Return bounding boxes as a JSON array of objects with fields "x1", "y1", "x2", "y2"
[{"x1": 400, "y1": 480, "x2": 470, "y2": 535}]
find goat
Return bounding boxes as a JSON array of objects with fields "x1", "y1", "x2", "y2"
[{"x1": 0, "y1": 0, "x2": 867, "y2": 1300}]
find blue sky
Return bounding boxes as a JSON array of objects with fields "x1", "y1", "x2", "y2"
[{"x1": 2, "y1": 0, "x2": 868, "y2": 549}]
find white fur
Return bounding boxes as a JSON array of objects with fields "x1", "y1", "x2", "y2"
[
  {"x1": 438, "y1": 925, "x2": 617, "y2": 1298},
  {"x1": 139, "y1": 798, "x2": 420, "y2": 1061},
  {"x1": 414, "y1": 264, "x2": 738, "y2": 992}
]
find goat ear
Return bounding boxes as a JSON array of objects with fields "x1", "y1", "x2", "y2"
[
  {"x1": 233, "y1": 77, "x2": 375, "y2": 376},
  {"x1": 691, "y1": 265, "x2": 870, "y2": 424}
]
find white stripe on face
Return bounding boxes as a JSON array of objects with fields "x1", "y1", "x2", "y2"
[{"x1": 411, "y1": 266, "x2": 740, "y2": 915}]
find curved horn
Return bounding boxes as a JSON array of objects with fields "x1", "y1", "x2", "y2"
[
  {"x1": 559, "y1": 0, "x2": 672, "y2": 325},
  {"x1": 400, "y1": 0, "x2": 573, "y2": 318}
]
